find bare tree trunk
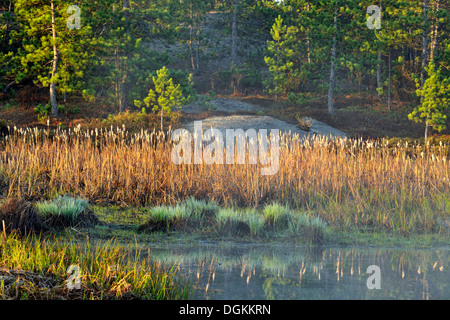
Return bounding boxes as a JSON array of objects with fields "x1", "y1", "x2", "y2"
[
  {"x1": 189, "y1": 0, "x2": 196, "y2": 73},
  {"x1": 377, "y1": 51, "x2": 382, "y2": 98},
  {"x1": 196, "y1": 30, "x2": 200, "y2": 72},
  {"x1": 376, "y1": 1, "x2": 383, "y2": 98},
  {"x1": 307, "y1": 3, "x2": 311, "y2": 64},
  {"x1": 231, "y1": 0, "x2": 238, "y2": 66},
  {"x1": 328, "y1": 7, "x2": 337, "y2": 115},
  {"x1": 3, "y1": 81, "x2": 16, "y2": 94},
  {"x1": 50, "y1": 1, "x2": 59, "y2": 116},
  {"x1": 429, "y1": 0, "x2": 440, "y2": 62},
  {"x1": 123, "y1": 0, "x2": 130, "y2": 35},
  {"x1": 160, "y1": 85, "x2": 165, "y2": 132},
  {"x1": 115, "y1": 46, "x2": 119, "y2": 105},
  {"x1": 119, "y1": 0, "x2": 130, "y2": 112},
  {"x1": 387, "y1": 52, "x2": 391, "y2": 111},
  {"x1": 274, "y1": 43, "x2": 279, "y2": 101},
  {"x1": 421, "y1": 0, "x2": 429, "y2": 87}
]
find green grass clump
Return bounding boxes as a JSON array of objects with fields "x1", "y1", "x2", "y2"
[
  {"x1": 215, "y1": 208, "x2": 265, "y2": 237},
  {"x1": 35, "y1": 195, "x2": 98, "y2": 229},
  {"x1": 215, "y1": 208, "x2": 251, "y2": 235},
  {"x1": 139, "y1": 204, "x2": 190, "y2": 232},
  {"x1": 182, "y1": 198, "x2": 218, "y2": 220},
  {"x1": 36, "y1": 195, "x2": 89, "y2": 221},
  {"x1": 262, "y1": 203, "x2": 327, "y2": 243},
  {"x1": 137, "y1": 201, "x2": 328, "y2": 243},
  {"x1": 243, "y1": 209, "x2": 266, "y2": 236},
  {"x1": 263, "y1": 202, "x2": 292, "y2": 230}
]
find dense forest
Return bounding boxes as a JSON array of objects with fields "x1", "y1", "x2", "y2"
[{"x1": 0, "y1": 0, "x2": 449, "y2": 138}]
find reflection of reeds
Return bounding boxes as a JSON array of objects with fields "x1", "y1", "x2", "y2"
[
  {"x1": 146, "y1": 244, "x2": 448, "y2": 298},
  {"x1": 0, "y1": 126, "x2": 448, "y2": 234}
]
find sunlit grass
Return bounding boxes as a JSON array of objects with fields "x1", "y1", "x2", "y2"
[
  {"x1": 0, "y1": 125, "x2": 448, "y2": 235},
  {"x1": 35, "y1": 195, "x2": 89, "y2": 223},
  {"x1": 0, "y1": 232, "x2": 191, "y2": 300}
]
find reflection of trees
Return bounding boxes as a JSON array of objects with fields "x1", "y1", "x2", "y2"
[{"x1": 262, "y1": 275, "x2": 296, "y2": 300}]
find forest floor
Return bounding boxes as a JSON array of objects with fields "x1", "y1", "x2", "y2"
[{"x1": 1, "y1": 91, "x2": 443, "y2": 141}]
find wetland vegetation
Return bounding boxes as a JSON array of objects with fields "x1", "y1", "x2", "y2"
[{"x1": 0, "y1": 126, "x2": 448, "y2": 299}]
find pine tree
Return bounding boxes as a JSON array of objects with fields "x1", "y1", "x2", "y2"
[
  {"x1": 409, "y1": 62, "x2": 449, "y2": 140},
  {"x1": 7, "y1": 0, "x2": 91, "y2": 116},
  {"x1": 135, "y1": 66, "x2": 186, "y2": 132},
  {"x1": 264, "y1": 15, "x2": 297, "y2": 100}
]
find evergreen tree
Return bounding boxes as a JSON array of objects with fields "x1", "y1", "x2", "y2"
[
  {"x1": 264, "y1": 15, "x2": 297, "y2": 100},
  {"x1": 5, "y1": 0, "x2": 91, "y2": 115},
  {"x1": 409, "y1": 62, "x2": 449, "y2": 140},
  {"x1": 135, "y1": 66, "x2": 186, "y2": 131}
]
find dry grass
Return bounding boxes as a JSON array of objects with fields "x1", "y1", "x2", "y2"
[
  {"x1": 0, "y1": 198, "x2": 45, "y2": 236},
  {"x1": 0, "y1": 125, "x2": 448, "y2": 234}
]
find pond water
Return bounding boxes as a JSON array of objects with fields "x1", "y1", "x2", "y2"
[{"x1": 145, "y1": 242, "x2": 449, "y2": 300}]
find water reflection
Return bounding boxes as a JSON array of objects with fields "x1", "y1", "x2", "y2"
[{"x1": 144, "y1": 243, "x2": 449, "y2": 300}]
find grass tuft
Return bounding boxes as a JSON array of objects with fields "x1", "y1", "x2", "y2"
[{"x1": 35, "y1": 195, "x2": 98, "y2": 229}]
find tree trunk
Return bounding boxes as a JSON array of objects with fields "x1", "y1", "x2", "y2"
[
  {"x1": 160, "y1": 85, "x2": 165, "y2": 132},
  {"x1": 377, "y1": 51, "x2": 382, "y2": 98},
  {"x1": 421, "y1": 0, "x2": 429, "y2": 87},
  {"x1": 376, "y1": 1, "x2": 383, "y2": 99},
  {"x1": 189, "y1": 0, "x2": 197, "y2": 74},
  {"x1": 307, "y1": 3, "x2": 311, "y2": 64},
  {"x1": 274, "y1": 43, "x2": 279, "y2": 101},
  {"x1": 161, "y1": 108, "x2": 164, "y2": 132},
  {"x1": 118, "y1": 0, "x2": 130, "y2": 112},
  {"x1": 388, "y1": 49, "x2": 391, "y2": 111},
  {"x1": 114, "y1": 46, "x2": 122, "y2": 112},
  {"x1": 328, "y1": 8, "x2": 337, "y2": 115},
  {"x1": 231, "y1": 0, "x2": 238, "y2": 66},
  {"x1": 196, "y1": 28, "x2": 200, "y2": 72},
  {"x1": 429, "y1": 0, "x2": 440, "y2": 62},
  {"x1": 123, "y1": 0, "x2": 130, "y2": 35},
  {"x1": 50, "y1": 1, "x2": 59, "y2": 116}
]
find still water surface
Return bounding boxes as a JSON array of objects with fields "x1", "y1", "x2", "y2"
[{"x1": 145, "y1": 242, "x2": 449, "y2": 300}]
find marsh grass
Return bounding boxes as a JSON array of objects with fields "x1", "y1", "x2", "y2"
[
  {"x1": 215, "y1": 208, "x2": 252, "y2": 236},
  {"x1": 138, "y1": 201, "x2": 327, "y2": 243},
  {"x1": 183, "y1": 197, "x2": 218, "y2": 220},
  {"x1": 263, "y1": 203, "x2": 292, "y2": 231},
  {"x1": 0, "y1": 198, "x2": 45, "y2": 236},
  {"x1": 0, "y1": 126, "x2": 448, "y2": 235},
  {"x1": 35, "y1": 195, "x2": 99, "y2": 229},
  {"x1": 138, "y1": 205, "x2": 187, "y2": 233},
  {"x1": 0, "y1": 232, "x2": 191, "y2": 300}
]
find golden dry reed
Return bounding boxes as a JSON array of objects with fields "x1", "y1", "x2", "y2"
[{"x1": 0, "y1": 125, "x2": 449, "y2": 234}]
